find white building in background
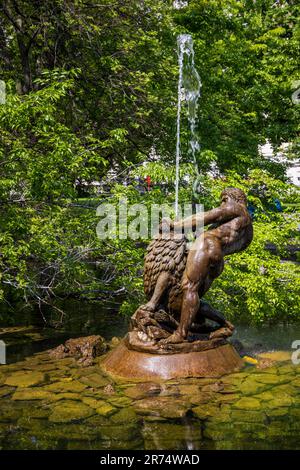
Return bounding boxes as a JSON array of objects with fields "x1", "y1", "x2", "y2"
[
  {"x1": 287, "y1": 161, "x2": 300, "y2": 186},
  {"x1": 259, "y1": 141, "x2": 300, "y2": 187}
]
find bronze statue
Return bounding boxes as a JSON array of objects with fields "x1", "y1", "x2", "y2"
[{"x1": 129, "y1": 187, "x2": 253, "y2": 351}]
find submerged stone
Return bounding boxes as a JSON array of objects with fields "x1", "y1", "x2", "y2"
[
  {"x1": 192, "y1": 404, "x2": 219, "y2": 420},
  {"x1": 110, "y1": 407, "x2": 138, "y2": 424},
  {"x1": 35, "y1": 423, "x2": 99, "y2": 442},
  {"x1": 99, "y1": 424, "x2": 140, "y2": 442},
  {"x1": 238, "y1": 377, "x2": 271, "y2": 396},
  {"x1": 189, "y1": 392, "x2": 213, "y2": 405},
  {"x1": 251, "y1": 373, "x2": 288, "y2": 385},
  {"x1": 257, "y1": 351, "x2": 291, "y2": 363},
  {"x1": 216, "y1": 393, "x2": 240, "y2": 403},
  {"x1": 0, "y1": 386, "x2": 15, "y2": 398},
  {"x1": 142, "y1": 422, "x2": 202, "y2": 450},
  {"x1": 123, "y1": 382, "x2": 161, "y2": 400},
  {"x1": 266, "y1": 407, "x2": 290, "y2": 418},
  {"x1": 202, "y1": 381, "x2": 224, "y2": 393},
  {"x1": 277, "y1": 364, "x2": 297, "y2": 375},
  {"x1": 5, "y1": 371, "x2": 46, "y2": 388},
  {"x1": 11, "y1": 388, "x2": 53, "y2": 401},
  {"x1": 292, "y1": 377, "x2": 300, "y2": 388},
  {"x1": 134, "y1": 397, "x2": 189, "y2": 418},
  {"x1": 177, "y1": 384, "x2": 201, "y2": 396},
  {"x1": 254, "y1": 391, "x2": 276, "y2": 402},
  {"x1": 266, "y1": 396, "x2": 294, "y2": 408},
  {"x1": 233, "y1": 397, "x2": 261, "y2": 410},
  {"x1": 107, "y1": 396, "x2": 133, "y2": 408},
  {"x1": 231, "y1": 409, "x2": 267, "y2": 423},
  {"x1": 78, "y1": 374, "x2": 109, "y2": 388},
  {"x1": 49, "y1": 400, "x2": 95, "y2": 423},
  {"x1": 43, "y1": 380, "x2": 87, "y2": 393},
  {"x1": 95, "y1": 402, "x2": 116, "y2": 417},
  {"x1": 0, "y1": 401, "x2": 23, "y2": 422},
  {"x1": 50, "y1": 392, "x2": 82, "y2": 402}
]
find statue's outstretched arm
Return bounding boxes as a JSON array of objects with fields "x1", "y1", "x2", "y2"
[{"x1": 172, "y1": 206, "x2": 238, "y2": 231}]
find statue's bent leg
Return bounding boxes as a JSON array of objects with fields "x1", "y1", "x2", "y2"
[
  {"x1": 200, "y1": 300, "x2": 226, "y2": 326},
  {"x1": 143, "y1": 271, "x2": 170, "y2": 312},
  {"x1": 161, "y1": 240, "x2": 210, "y2": 344}
]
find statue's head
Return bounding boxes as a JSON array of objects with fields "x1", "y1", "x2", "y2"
[{"x1": 221, "y1": 187, "x2": 247, "y2": 205}]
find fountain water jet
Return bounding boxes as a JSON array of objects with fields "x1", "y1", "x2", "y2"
[{"x1": 175, "y1": 34, "x2": 202, "y2": 217}]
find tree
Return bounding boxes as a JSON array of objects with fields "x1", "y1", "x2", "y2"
[{"x1": 174, "y1": 0, "x2": 300, "y2": 174}]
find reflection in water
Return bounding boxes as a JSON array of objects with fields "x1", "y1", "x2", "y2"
[{"x1": 0, "y1": 301, "x2": 300, "y2": 450}]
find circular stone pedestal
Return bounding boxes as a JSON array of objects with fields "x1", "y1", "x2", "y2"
[{"x1": 102, "y1": 340, "x2": 244, "y2": 380}]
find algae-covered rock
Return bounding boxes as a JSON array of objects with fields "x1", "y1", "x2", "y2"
[
  {"x1": 43, "y1": 380, "x2": 87, "y2": 393},
  {"x1": 0, "y1": 386, "x2": 15, "y2": 398},
  {"x1": 49, "y1": 392, "x2": 82, "y2": 402},
  {"x1": 204, "y1": 421, "x2": 267, "y2": 441},
  {"x1": 222, "y1": 372, "x2": 248, "y2": 386},
  {"x1": 266, "y1": 396, "x2": 294, "y2": 408},
  {"x1": 189, "y1": 392, "x2": 213, "y2": 405},
  {"x1": 231, "y1": 409, "x2": 267, "y2": 423},
  {"x1": 99, "y1": 424, "x2": 140, "y2": 442},
  {"x1": 5, "y1": 370, "x2": 46, "y2": 388},
  {"x1": 49, "y1": 400, "x2": 95, "y2": 423},
  {"x1": 192, "y1": 404, "x2": 219, "y2": 420},
  {"x1": 107, "y1": 396, "x2": 133, "y2": 408},
  {"x1": 177, "y1": 384, "x2": 201, "y2": 396},
  {"x1": 251, "y1": 373, "x2": 288, "y2": 385},
  {"x1": 233, "y1": 397, "x2": 261, "y2": 410},
  {"x1": 272, "y1": 383, "x2": 296, "y2": 396},
  {"x1": 12, "y1": 388, "x2": 53, "y2": 401},
  {"x1": 143, "y1": 422, "x2": 202, "y2": 450},
  {"x1": 81, "y1": 397, "x2": 102, "y2": 409},
  {"x1": 71, "y1": 366, "x2": 102, "y2": 378},
  {"x1": 202, "y1": 381, "x2": 225, "y2": 393},
  {"x1": 78, "y1": 373, "x2": 109, "y2": 389},
  {"x1": 238, "y1": 376, "x2": 271, "y2": 396},
  {"x1": 292, "y1": 376, "x2": 300, "y2": 388},
  {"x1": 110, "y1": 407, "x2": 138, "y2": 424},
  {"x1": 290, "y1": 408, "x2": 300, "y2": 419},
  {"x1": 266, "y1": 407, "x2": 290, "y2": 418},
  {"x1": 216, "y1": 393, "x2": 240, "y2": 403},
  {"x1": 254, "y1": 391, "x2": 276, "y2": 402},
  {"x1": 22, "y1": 406, "x2": 51, "y2": 419},
  {"x1": 123, "y1": 382, "x2": 161, "y2": 400},
  {"x1": 208, "y1": 406, "x2": 231, "y2": 424},
  {"x1": 277, "y1": 364, "x2": 297, "y2": 375},
  {"x1": 257, "y1": 351, "x2": 291, "y2": 363},
  {"x1": 33, "y1": 423, "x2": 99, "y2": 442},
  {"x1": 96, "y1": 402, "x2": 116, "y2": 417},
  {"x1": 134, "y1": 397, "x2": 189, "y2": 418},
  {"x1": 32, "y1": 363, "x2": 58, "y2": 372},
  {"x1": 157, "y1": 384, "x2": 180, "y2": 397},
  {"x1": 0, "y1": 401, "x2": 23, "y2": 422}
]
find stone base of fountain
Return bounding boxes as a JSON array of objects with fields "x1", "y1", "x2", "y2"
[{"x1": 101, "y1": 337, "x2": 244, "y2": 380}]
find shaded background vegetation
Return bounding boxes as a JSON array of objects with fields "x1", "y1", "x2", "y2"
[{"x1": 0, "y1": 0, "x2": 299, "y2": 326}]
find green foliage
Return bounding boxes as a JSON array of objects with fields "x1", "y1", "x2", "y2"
[
  {"x1": 0, "y1": 1, "x2": 299, "y2": 326},
  {"x1": 174, "y1": 0, "x2": 300, "y2": 172}
]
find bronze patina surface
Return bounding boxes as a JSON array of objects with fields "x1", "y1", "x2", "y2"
[
  {"x1": 103, "y1": 188, "x2": 253, "y2": 379},
  {"x1": 102, "y1": 340, "x2": 244, "y2": 380}
]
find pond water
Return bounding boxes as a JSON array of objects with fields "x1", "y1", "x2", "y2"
[{"x1": 0, "y1": 301, "x2": 300, "y2": 450}]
